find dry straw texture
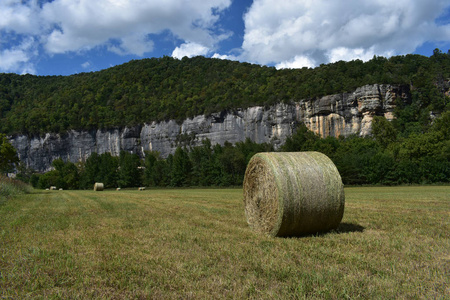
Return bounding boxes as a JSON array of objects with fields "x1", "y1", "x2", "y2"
[
  {"x1": 93, "y1": 182, "x2": 104, "y2": 191},
  {"x1": 243, "y1": 152, "x2": 345, "y2": 237}
]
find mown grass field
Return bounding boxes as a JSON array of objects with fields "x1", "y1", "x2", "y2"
[{"x1": 0, "y1": 186, "x2": 449, "y2": 299}]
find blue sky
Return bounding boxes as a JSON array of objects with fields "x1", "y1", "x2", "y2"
[{"x1": 1, "y1": 0, "x2": 449, "y2": 76}]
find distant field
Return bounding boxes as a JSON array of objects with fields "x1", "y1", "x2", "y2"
[{"x1": 0, "y1": 186, "x2": 448, "y2": 299}]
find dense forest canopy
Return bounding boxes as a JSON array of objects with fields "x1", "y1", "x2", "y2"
[{"x1": 1, "y1": 49, "x2": 449, "y2": 135}]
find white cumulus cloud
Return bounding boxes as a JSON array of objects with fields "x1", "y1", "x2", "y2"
[
  {"x1": 81, "y1": 61, "x2": 91, "y2": 69},
  {"x1": 275, "y1": 55, "x2": 315, "y2": 69},
  {"x1": 40, "y1": 0, "x2": 231, "y2": 55},
  {"x1": 108, "y1": 34, "x2": 155, "y2": 57},
  {"x1": 212, "y1": 53, "x2": 238, "y2": 61},
  {"x1": 0, "y1": 37, "x2": 37, "y2": 74},
  {"x1": 0, "y1": 0, "x2": 232, "y2": 73},
  {"x1": 172, "y1": 42, "x2": 210, "y2": 59},
  {"x1": 241, "y1": 0, "x2": 450, "y2": 67},
  {"x1": 0, "y1": 0, "x2": 42, "y2": 34}
]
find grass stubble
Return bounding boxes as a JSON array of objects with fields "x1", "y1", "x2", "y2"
[{"x1": 0, "y1": 186, "x2": 448, "y2": 299}]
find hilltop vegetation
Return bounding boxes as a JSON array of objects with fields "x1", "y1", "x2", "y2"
[{"x1": 0, "y1": 50, "x2": 449, "y2": 135}]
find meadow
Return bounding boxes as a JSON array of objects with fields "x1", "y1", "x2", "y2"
[{"x1": 0, "y1": 186, "x2": 448, "y2": 299}]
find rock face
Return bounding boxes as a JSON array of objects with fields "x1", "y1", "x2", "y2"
[{"x1": 9, "y1": 84, "x2": 409, "y2": 172}]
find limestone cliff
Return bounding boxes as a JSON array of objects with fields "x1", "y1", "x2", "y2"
[{"x1": 9, "y1": 84, "x2": 409, "y2": 171}]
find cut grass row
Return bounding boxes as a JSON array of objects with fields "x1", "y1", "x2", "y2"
[{"x1": 0, "y1": 186, "x2": 449, "y2": 299}]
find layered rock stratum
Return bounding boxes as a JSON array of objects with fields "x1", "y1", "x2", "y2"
[{"x1": 9, "y1": 84, "x2": 409, "y2": 171}]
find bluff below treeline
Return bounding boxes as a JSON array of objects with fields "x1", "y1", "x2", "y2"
[
  {"x1": 8, "y1": 83, "x2": 408, "y2": 171},
  {"x1": 2, "y1": 51, "x2": 450, "y2": 171}
]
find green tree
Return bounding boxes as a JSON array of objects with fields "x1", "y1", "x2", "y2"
[
  {"x1": 372, "y1": 116, "x2": 397, "y2": 148},
  {"x1": 333, "y1": 137, "x2": 380, "y2": 185},
  {"x1": 170, "y1": 147, "x2": 192, "y2": 187},
  {"x1": 98, "y1": 153, "x2": 119, "y2": 188},
  {"x1": 37, "y1": 170, "x2": 60, "y2": 189},
  {"x1": 29, "y1": 173, "x2": 40, "y2": 188},
  {"x1": 431, "y1": 111, "x2": 450, "y2": 139},
  {"x1": 143, "y1": 151, "x2": 169, "y2": 187},
  {"x1": 365, "y1": 151, "x2": 397, "y2": 185},
  {"x1": 396, "y1": 130, "x2": 449, "y2": 183},
  {"x1": 189, "y1": 139, "x2": 222, "y2": 186},
  {"x1": 15, "y1": 162, "x2": 35, "y2": 184},
  {"x1": 79, "y1": 152, "x2": 101, "y2": 189},
  {"x1": 118, "y1": 151, "x2": 142, "y2": 188},
  {"x1": 281, "y1": 124, "x2": 320, "y2": 152},
  {"x1": 0, "y1": 134, "x2": 19, "y2": 174},
  {"x1": 217, "y1": 141, "x2": 246, "y2": 186},
  {"x1": 50, "y1": 158, "x2": 80, "y2": 189},
  {"x1": 234, "y1": 138, "x2": 274, "y2": 164}
]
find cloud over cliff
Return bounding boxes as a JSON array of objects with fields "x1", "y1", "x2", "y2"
[{"x1": 241, "y1": 0, "x2": 450, "y2": 68}]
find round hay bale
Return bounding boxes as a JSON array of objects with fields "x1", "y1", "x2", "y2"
[
  {"x1": 94, "y1": 182, "x2": 104, "y2": 191},
  {"x1": 243, "y1": 152, "x2": 345, "y2": 237}
]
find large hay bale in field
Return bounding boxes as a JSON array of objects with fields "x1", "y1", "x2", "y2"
[
  {"x1": 243, "y1": 152, "x2": 345, "y2": 237},
  {"x1": 94, "y1": 182, "x2": 104, "y2": 191}
]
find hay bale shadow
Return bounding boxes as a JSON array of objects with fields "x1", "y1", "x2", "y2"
[
  {"x1": 335, "y1": 222, "x2": 365, "y2": 234},
  {"x1": 284, "y1": 222, "x2": 365, "y2": 239}
]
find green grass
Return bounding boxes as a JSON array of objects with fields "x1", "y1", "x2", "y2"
[
  {"x1": 0, "y1": 175, "x2": 33, "y2": 202},
  {"x1": 0, "y1": 186, "x2": 449, "y2": 299}
]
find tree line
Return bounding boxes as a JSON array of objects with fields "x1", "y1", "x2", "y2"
[{"x1": 19, "y1": 139, "x2": 273, "y2": 189}]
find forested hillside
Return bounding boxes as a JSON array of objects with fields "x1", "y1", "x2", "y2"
[
  {"x1": 1, "y1": 50, "x2": 449, "y2": 135},
  {"x1": 4, "y1": 50, "x2": 449, "y2": 186}
]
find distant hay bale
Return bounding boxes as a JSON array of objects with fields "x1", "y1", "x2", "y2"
[
  {"x1": 94, "y1": 183, "x2": 104, "y2": 191},
  {"x1": 138, "y1": 187, "x2": 146, "y2": 191},
  {"x1": 243, "y1": 152, "x2": 345, "y2": 237},
  {"x1": 116, "y1": 188, "x2": 121, "y2": 191},
  {"x1": 50, "y1": 186, "x2": 57, "y2": 190},
  {"x1": 59, "y1": 188, "x2": 63, "y2": 191}
]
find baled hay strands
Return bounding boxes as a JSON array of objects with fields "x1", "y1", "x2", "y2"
[
  {"x1": 243, "y1": 152, "x2": 345, "y2": 237},
  {"x1": 94, "y1": 182, "x2": 104, "y2": 191}
]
